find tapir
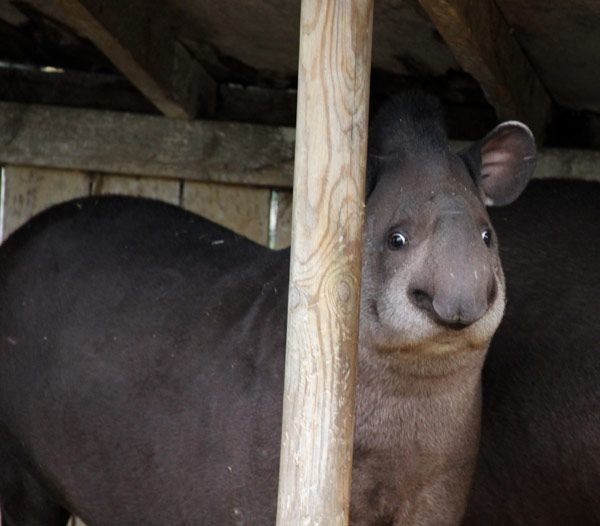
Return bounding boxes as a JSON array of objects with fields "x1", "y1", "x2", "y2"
[
  {"x1": 463, "y1": 179, "x2": 600, "y2": 525},
  {"x1": 0, "y1": 93, "x2": 536, "y2": 525}
]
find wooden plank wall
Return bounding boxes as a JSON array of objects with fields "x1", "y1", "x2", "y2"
[{"x1": 0, "y1": 166, "x2": 293, "y2": 249}]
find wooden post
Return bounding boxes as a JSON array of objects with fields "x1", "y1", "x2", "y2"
[{"x1": 276, "y1": 1, "x2": 374, "y2": 524}]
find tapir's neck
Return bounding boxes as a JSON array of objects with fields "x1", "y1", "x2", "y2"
[
  {"x1": 352, "y1": 345, "x2": 487, "y2": 524},
  {"x1": 355, "y1": 347, "x2": 485, "y2": 446}
]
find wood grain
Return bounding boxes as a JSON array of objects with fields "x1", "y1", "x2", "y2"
[
  {"x1": 24, "y1": 0, "x2": 216, "y2": 119},
  {"x1": 418, "y1": 0, "x2": 550, "y2": 141},
  {"x1": 0, "y1": 102, "x2": 295, "y2": 187},
  {"x1": 90, "y1": 174, "x2": 181, "y2": 205},
  {"x1": 182, "y1": 181, "x2": 271, "y2": 246},
  {"x1": 1, "y1": 166, "x2": 90, "y2": 240},
  {"x1": 276, "y1": 1, "x2": 374, "y2": 524}
]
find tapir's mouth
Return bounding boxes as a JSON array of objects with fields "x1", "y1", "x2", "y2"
[
  {"x1": 442, "y1": 321, "x2": 476, "y2": 331},
  {"x1": 365, "y1": 291, "x2": 505, "y2": 357},
  {"x1": 428, "y1": 314, "x2": 486, "y2": 332}
]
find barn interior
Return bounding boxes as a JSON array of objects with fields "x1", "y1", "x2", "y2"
[{"x1": 0, "y1": 2, "x2": 599, "y2": 524}]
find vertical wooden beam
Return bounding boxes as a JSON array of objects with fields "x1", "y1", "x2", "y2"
[{"x1": 276, "y1": 1, "x2": 373, "y2": 524}]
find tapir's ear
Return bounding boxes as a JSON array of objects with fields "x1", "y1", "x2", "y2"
[{"x1": 460, "y1": 121, "x2": 536, "y2": 206}]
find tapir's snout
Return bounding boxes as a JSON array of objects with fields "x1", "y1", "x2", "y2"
[
  {"x1": 409, "y1": 281, "x2": 495, "y2": 328},
  {"x1": 408, "y1": 213, "x2": 498, "y2": 329}
]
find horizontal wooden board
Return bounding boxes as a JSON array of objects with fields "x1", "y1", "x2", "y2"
[
  {"x1": 91, "y1": 174, "x2": 181, "y2": 204},
  {"x1": 536, "y1": 149, "x2": 600, "y2": 182},
  {"x1": 0, "y1": 103, "x2": 598, "y2": 189},
  {"x1": 0, "y1": 102, "x2": 295, "y2": 187},
  {"x1": 182, "y1": 181, "x2": 271, "y2": 245}
]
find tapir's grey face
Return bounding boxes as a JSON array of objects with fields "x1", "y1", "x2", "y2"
[{"x1": 360, "y1": 121, "x2": 536, "y2": 356}]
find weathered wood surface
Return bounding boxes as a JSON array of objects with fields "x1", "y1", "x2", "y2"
[
  {"x1": 90, "y1": 174, "x2": 181, "y2": 205},
  {"x1": 536, "y1": 148, "x2": 600, "y2": 182},
  {"x1": 1, "y1": 165, "x2": 279, "y2": 247},
  {"x1": 1, "y1": 166, "x2": 90, "y2": 240},
  {"x1": 418, "y1": 0, "x2": 550, "y2": 140},
  {"x1": 23, "y1": 0, "x2": 216, "y2": 119},
  {"x1": 1, "y1": 102, "x2": 598, "y2": 189},
  {"x1": 182, "y1": 181, "x2": 271, "y2": 245},
  {"x1": 496, "y1": 0, "x2": 600, "y2": 114},
  {"x1": 0, "y1": 66, "x2": 156, "y2": 114},
  {"x1": 276, "y1": 0, "x2": 374, "y2": 524},
  {"x1": 0, "y1": 102, "x2": 295, "y2": 187}
]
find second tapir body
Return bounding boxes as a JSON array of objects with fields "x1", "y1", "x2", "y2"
[
  {"x1": 464, "y1": 179, "x2": 600, "y2": 525},
  {"x1": 0, "y1": 95, "x2": 536, "y2": 525}
]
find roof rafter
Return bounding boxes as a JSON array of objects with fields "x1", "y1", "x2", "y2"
[
  {"x1": 419, "y1": 0, "x2": 550, "y2": 141},
  {"x1": 24, "y1": 0, "x2": 216, "y2": 119}
]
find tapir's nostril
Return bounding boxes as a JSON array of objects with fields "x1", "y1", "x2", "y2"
[
  {"x1": 409, "y1": 288, "x2": 434, "y2": 312},
  {"x1": 410, "y1": 285, "x2": 490, "y2": 329}
]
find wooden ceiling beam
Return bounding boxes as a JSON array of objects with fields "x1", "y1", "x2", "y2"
[
  {"x1": 24, "y1": 0, "x2": 216, "y2": 119},
  {"x1": 418, "y1": 0, "x2": 550, "y2": 141}
]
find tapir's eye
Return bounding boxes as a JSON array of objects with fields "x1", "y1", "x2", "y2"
[
  {"x1": 388, "y1": 231, "x2": 408, "y2": 250},
  {"x1": 482, "y1": 229, "x2": 492, "y2": 247}
]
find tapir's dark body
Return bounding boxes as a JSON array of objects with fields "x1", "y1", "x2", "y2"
[
  {"x1": 464, "y1": 179, "x2": 600, "y2": 525},
  {"x1": 0, "y1": 199, "x2": 289, "y2": 524}
]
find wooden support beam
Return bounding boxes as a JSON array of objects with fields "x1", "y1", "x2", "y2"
[
  {"x1": 276, "y1": 1, "x2": 374, "y2": 524},
  {"x1": 0, "y1": 102, "x2": 597, "y2": 187},
  {"x1": 0, "y1": 102, "x2": 295, "y2": 187},
  {"x1": 24, "y1": 0, "x2": 216, "y2": 119},
  {"x1": 418, "y1": 0, "x2": 551, "y2": 140},
  {"x1": 0, "y1": 64, "x2": 155, "y2": 114}
]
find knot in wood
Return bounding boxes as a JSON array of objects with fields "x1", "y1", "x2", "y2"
[
  {"x1": 337, "y1": 280, "x2": 352, "y2": 304},
  {"x1": 327, "y1": 272, "x2": 357, "y2": 316}
]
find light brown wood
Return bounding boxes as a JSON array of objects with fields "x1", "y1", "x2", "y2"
[
  {"x1": 182, "y1": 181, "x2": 271, "y2": 246},
  {"x1": 90, "y1": 174, "x2": 181, "y2": 205},
  {"x1": 0, "y1": 102, "x2": 295, "y2": 187},
  {"x1": 276, "y1": 0, "x2": 374, "y2": 524},
  {"x1": 418, "y1": 0, "x2": 550, "y2": 141},
  {"x1": 1, "y1": 166, "x2": 90, "y2": 240},
  {"x1": 24, "y1": 0, "x2": 216, "y2": 119}
]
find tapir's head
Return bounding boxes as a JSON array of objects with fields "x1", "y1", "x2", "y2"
[{"x1": 361, "y1": 94, "x2": 536, "y2": 358}]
